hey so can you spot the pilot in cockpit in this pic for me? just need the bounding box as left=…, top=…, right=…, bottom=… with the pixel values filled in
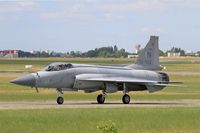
left=45, top=63, right=72, bottom=71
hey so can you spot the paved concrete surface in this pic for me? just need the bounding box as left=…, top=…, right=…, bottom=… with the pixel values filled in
left=0, top=100, right=200, bottom=109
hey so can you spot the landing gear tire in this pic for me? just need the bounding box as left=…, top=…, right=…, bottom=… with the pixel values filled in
left=97, top=94, right=105, bottom=104
left=57, top=96, right=64, bottom=105
left=122, top=94, right=130, bottom=104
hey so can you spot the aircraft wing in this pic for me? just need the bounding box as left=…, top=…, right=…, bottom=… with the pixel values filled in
left=75, top=74, right=175, bottom=85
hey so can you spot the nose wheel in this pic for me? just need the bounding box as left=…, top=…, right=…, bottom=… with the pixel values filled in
left=56, top=88, right=64, bottom=105
left=57, top=96, right=64, bottom=104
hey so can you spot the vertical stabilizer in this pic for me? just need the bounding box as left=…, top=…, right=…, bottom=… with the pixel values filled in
left=136, top=36, right=159, bottom=66
left=126, top=36, right=163, bottom=71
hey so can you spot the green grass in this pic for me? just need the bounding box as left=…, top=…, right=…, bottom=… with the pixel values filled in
left=162, top=64, right=200, bottom=72
left=0, top=107, right=200, bottom=133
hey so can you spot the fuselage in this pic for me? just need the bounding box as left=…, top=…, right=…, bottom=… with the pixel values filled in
left=11, top=63, right=169, bottom=93
left=34, top=66, right=164, bottom=91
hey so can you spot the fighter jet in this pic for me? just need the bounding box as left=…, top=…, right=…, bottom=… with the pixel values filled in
left=11, top=36, right=178, bottom=104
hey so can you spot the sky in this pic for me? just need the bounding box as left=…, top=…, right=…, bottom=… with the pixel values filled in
left=0, top=0, right=200, bottom=52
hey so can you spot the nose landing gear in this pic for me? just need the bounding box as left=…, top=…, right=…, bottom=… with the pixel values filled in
left=56, top=88, right=64, bottom=105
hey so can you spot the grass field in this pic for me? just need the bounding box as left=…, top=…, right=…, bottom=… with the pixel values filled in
left=0, top=107, right=200, bottom=133
left=1, top=107, right=200, bottom=133
left=0, top=57, right=200, bottom=133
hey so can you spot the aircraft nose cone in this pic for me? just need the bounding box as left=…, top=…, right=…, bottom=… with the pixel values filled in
left=10, top=74, right=35, bottom=86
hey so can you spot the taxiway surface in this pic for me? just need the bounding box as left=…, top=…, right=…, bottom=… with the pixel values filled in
left=0, top=100, right=199, bottom=109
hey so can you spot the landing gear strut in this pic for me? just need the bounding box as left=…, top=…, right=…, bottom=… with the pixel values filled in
left=56, top=88, right=64, bottom=105
left=122, top=83, right=130, bottom=104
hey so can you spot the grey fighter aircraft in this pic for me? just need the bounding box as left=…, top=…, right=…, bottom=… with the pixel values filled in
left=11, top=36, right=177, bottom=104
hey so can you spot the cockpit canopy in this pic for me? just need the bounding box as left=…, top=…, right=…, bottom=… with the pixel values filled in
left=44, top=62, right=73, bottom=71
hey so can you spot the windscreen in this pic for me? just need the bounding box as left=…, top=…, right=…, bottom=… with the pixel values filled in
left=45, top=63, right=72, bottom=71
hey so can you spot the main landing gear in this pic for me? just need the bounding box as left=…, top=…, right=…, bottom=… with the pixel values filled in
left=122, top=83, right=130, bottom=104
left=122, top=94, right=130, bottom=104
left=97, top=83, right=131, bottom=104
left=97, top=94, right=105, bottom=104
left=56, top=88, right=64, bottom=105
left=96, top=93, right=131, bottom=104
left=55, top=86, right=131, bottom=105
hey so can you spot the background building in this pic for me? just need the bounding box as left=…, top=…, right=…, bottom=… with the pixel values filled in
left=0, top=50, right=19, bottom=58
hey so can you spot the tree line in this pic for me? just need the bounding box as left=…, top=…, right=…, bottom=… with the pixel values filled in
left=70, top=45, right=129, bottom=58
left=18, top=46, right=199, bottom=58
